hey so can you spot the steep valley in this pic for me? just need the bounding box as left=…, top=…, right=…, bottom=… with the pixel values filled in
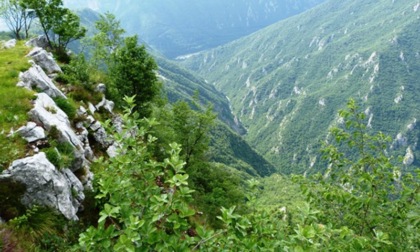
left=180, top=0, right=420, bottom=174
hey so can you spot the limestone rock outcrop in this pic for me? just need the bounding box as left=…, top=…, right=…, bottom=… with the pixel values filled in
left=2, top=39, right=16, bottom=49
left=95, top=83, right=106, bottom=93
left=403, top=147, right=415, bottom=166
left=29, top=93, right=89, bottom=171
left=3, top=40, right=116, bottom=220
left=17, top=63, right=66, bottom=99
left=0, top=153, right=84, bottom=220
left=25, top=35, right=49, bottom=49
left=96, top=96, right=115, bottom=114
left=15, top=121, right=46, bottom=143
left=27, top=47, right=62, bottom=74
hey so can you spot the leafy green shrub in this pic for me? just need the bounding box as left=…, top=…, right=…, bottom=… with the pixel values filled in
left=295, top=99, right=420, bottom=251
left=60, top=54, right=90, bottom=85
left=76, top=98, right=419, bottom=251
left=108, top=35, right=161, bottom=117
left=78, top=97, right=199, bottom=250
left=55, top=73, right=71, bottom=85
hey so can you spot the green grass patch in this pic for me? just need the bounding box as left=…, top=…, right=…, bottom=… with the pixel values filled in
left=0, top=42, right=34, bottom=169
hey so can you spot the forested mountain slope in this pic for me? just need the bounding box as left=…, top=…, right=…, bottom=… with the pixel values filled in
left=155, top=55, right=246, bottom=135
left=74, top=9, right=272, bottom=176
left=75, top=8, right=245, bottom=134
left=64, top=0, right=326, bottom=58
left=180, top=0, right=420, bottom=174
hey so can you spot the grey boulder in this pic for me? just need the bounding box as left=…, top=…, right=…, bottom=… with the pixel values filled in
left=3, top=39, right=16, bottom=49
left=0, top=153, right=84, bottom=220
left=29, top=93, right=89, bottom=171
left=17, top=63, right=66, bottom=99
left=27, top=47, right=62, bottom=74
left=96, top=96, right=115, bottom=114
left=95, top=83, right=106, bottom=93
left=25, top=35, right=49, bottom=49
left=16, top=121, right=46, bottom=143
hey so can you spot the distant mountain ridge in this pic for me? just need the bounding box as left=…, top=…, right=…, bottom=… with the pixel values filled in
left=64, top=0, right=326, bottom=58
left=179, top=0, right=420, bottom=174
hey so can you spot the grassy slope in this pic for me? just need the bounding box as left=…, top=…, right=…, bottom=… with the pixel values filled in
left=0, top=42, right=33, bottom=169
left=180, top=0, right=420, bottom=174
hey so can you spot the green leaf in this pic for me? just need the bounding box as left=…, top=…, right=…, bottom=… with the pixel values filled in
left=180, top=207, right=196, bottom=218
left=98, top=204, right=121, bottom=223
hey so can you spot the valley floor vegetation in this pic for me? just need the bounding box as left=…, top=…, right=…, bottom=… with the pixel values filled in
left=0, top=1, right=419, bottom=251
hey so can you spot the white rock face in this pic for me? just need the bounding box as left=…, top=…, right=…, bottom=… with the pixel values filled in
left=3, top=39, right=16, bottom=49
left=414, top=3, right=420, bottom=12
left=88, top=102, right=96, bottom=114
left=29, top=93, right=89, bottom=171
left=395, top=133, right=408, bottom=147
left=16, top=121, right=46, bottom=142
left=25, top=35, right=49, bottom=49
left=17, top=64, right=66, bottom=99
left=407, top=118, right=417, bottom=131
left=90, top=121, right=112, bottom=149
left=403, top=147, right=415, bottom=166
left=95, top=83, right=107, bottom=93
left=112, top=115, right=124, bottom=133
left=96, top=96, right=115, bottom=114
left=0, top=153, right=84, bottom=220
left=27, top=47, right=62, bottom=74
left=394, top=94, right=403, bottom=104
left=106, top=143, right=119, bottom=158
